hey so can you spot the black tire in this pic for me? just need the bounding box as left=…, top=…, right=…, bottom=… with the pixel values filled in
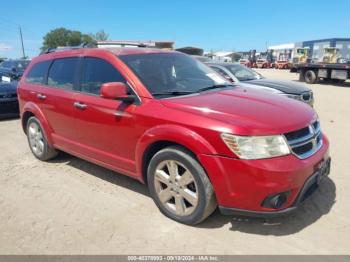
left=305, top=70, right=318, bottom=84
left=26, top=116, right=58, bottom=161
left=147, top=146, right=217, bottom=225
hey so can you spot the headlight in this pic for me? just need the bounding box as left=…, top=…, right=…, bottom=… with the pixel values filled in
left=221, top=133, right=290, bottom=159
left=281, top=93, right=301, bottom=101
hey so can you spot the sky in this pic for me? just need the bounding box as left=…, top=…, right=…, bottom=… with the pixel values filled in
left=1, top=0, right=350, bottom=58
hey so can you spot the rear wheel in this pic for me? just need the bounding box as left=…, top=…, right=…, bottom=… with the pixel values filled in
left=26, top=117, right=58, bottom=161
left=305, top=70, right=318, bottom=84
left=147, top=146, right=217, bottom=225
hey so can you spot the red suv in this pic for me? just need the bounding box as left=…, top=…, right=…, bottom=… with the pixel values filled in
left=18, top=47, right=330, bottom=224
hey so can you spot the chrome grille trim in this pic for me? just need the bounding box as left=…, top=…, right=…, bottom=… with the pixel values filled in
left=284, top=120, right=323, bottom=159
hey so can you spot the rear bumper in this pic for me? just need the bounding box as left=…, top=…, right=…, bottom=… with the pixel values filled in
left=198, top=135, right=330, bottom=216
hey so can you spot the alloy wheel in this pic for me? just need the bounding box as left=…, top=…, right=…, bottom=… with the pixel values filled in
left=154, top=160, right=199, bottom=216
left=28, top=121, right=44, bottom=156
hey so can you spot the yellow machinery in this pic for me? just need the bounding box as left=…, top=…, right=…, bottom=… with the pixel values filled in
left=293, top=47, right=310, bottom=64
left=320, top=47, right=339, bottom=63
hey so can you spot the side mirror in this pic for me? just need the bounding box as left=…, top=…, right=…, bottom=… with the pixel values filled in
left=100, top=82, right=135, bottom=103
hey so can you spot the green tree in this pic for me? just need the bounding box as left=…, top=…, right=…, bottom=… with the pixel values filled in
left=90, top=30, right=109, bottom=41
left=41, top=27, right=96, bottom=51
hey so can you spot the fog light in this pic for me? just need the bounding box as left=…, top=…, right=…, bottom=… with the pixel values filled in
left=262, top=192, right=290, bottom=209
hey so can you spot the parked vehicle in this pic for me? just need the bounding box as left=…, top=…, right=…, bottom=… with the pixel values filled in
left=320, top=47, right=341, bottom=64
left=239, top=50, right=256, bottom=68
left=276, top=59, right=292, bottom=69
left=0, top=59, right=30, bottom=81
left=256, top=58, right=271, bottom=69
left=256, top=51, right=274, bottom=69
left=293, top=47, right=311, bottom=64
left=295, top=62, right=350, bottom=84
left=0, top=59, right=30, bottom=118
left=207, top=62, right=314, bottom=106
left=18, top=47, right=330, bottom=224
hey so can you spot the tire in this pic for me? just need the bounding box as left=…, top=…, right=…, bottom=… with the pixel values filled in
left=26, top=116, right=58, bottom=161
left=147, top=146, right=217, bottom=225
left=304, top=70, right=318, bottom=84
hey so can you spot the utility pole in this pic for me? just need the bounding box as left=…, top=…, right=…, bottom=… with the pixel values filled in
left=19, top=27, right=26, bottom=59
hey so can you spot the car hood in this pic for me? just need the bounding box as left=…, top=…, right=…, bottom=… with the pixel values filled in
left=247, top=79, right=310, bottom=94
left=0, top=81, right=18, bottom=94
left=160, top=86, right=316, bottom=136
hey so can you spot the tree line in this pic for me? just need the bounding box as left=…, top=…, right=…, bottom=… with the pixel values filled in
left=41, top=28, right=109, bottom=51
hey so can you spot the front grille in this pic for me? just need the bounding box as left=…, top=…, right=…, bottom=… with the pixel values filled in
left=293, top=58, right=299, bottom=64
left=284, top=120, right=322, bottom=159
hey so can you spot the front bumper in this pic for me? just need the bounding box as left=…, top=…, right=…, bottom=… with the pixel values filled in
left=0, top=99, right=19, bottom=117
left=219, top=157, right=330, bottom=217
left=198, top=135, right=330, bottom=216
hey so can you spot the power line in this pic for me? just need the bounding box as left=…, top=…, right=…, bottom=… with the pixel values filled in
left=0, top=18, right=43, bottom=38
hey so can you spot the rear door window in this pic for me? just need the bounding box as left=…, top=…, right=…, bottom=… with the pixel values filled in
left=47, top=58, right=79, bottom=90
left=26, top=60, right=51, bottom=84
left=81, top=57, right=126, bottom=95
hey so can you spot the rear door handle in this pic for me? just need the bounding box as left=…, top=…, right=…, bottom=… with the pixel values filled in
left=74, top=101, right=87, bottom=110
left=37, top=93, right=46, bottom=100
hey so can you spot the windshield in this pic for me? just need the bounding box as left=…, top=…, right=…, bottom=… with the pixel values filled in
left=119, top=53, right=231, bottom=98
left=224, top=64, right=261, bottom=81
left=0, top=60, right=30, bottom=71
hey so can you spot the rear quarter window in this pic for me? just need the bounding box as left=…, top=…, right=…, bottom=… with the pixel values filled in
left=26, top=60, right=51, bottom=84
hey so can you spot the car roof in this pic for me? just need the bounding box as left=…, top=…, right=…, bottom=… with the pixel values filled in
left=32, top=47, right=179, bottom=64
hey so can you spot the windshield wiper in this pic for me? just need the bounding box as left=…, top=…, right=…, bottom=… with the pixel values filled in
left=196, top=84, right=233, bottom=93
left=152, top=90, right=196, bottom=97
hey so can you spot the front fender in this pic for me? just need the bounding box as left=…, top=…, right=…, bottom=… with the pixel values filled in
left=22, top=102, right=54, bottom=146
left=135, top=124, right=218, bottom=179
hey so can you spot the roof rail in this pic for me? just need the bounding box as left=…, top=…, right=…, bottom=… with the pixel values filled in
left=41, top=42, right=97, bottom=55
left=97, top=41, right=154, bottom=48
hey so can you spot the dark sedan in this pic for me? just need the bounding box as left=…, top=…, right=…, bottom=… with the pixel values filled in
left=207, top=62, right=314, bottom=106
left=0, top=60, right=30, bottom=118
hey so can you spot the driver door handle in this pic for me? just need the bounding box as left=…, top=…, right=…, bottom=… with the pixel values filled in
left=73, top=101, right=87, bottom=110
left=37, top=93, right=46, bottom=100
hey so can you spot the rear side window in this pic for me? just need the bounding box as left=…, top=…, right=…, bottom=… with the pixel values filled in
left=81, top=57, right=126, bottom=95
left=26, top=60, right=51, bottom=84
left=48, top=58, right=79, bottom=90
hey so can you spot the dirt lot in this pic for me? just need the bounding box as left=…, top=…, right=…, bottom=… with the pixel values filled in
left=0, top=69, right=349, bottom=254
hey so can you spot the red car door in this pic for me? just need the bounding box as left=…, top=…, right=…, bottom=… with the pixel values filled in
left=39, top=57, right=81, bottom=151
left=72, top=56, right=140, bottom=176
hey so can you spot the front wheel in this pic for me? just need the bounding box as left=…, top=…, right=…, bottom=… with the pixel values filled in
left=147, top=146, right=217, bottom=225
left=26, top=116, right=58, bottom=161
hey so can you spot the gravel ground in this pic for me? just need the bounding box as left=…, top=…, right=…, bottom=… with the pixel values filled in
left=0, top=69, right=349, bottom=254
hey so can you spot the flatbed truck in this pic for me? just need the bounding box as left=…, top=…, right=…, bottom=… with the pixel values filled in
left=294, top=62, right=350, bottom=84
